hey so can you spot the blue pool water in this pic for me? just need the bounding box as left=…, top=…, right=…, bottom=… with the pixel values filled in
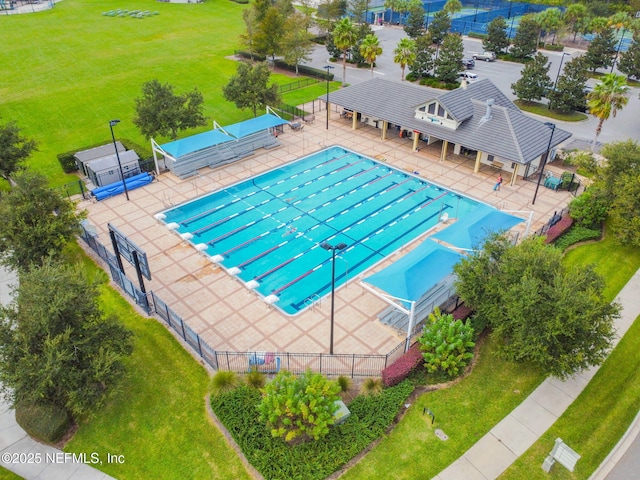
left=161, top=146, right=480, bottom=314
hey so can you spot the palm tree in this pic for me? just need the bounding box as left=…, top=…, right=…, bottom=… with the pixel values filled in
left=360, top=34, right=383, bottom=77
left=332, top=18, right=357, bottom=87
left=443, top=0, right=462, bottom=17
left=394, top=37, right=416, bottom=81
left=587, top=73, right=630, bottom=152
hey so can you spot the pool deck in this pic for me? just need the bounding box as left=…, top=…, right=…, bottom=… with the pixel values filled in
left=80, top=109, right=576, bottom=357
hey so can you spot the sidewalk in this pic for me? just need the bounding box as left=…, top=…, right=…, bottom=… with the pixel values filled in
left=434, top=266, right=640, bottom=480
left=0, top=266, right=115, bottom=480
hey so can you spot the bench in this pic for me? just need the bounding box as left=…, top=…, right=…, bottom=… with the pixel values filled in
left=490, top=160, right=504, bottom=170
left=542, top=438, right=581, bottom=473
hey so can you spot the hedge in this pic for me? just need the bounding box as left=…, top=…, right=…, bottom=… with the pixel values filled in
left=544, top=215, right=574, bottom=244
left=273, top=59, right=335, bottom=81
left=553, top=225, right=602, bottom=251
left=381, top=342, right=424, bottom=387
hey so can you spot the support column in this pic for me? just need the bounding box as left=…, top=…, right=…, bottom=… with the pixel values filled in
left=440, top=140, right=449, bottom=162
left=382, top=121, right=388, bottom=140
left=412, top=132, right=420, bottom=151
left=474, top=150, right=482, bottom=173
left=352, top=112, right=358, bottom=130
left=510, top=163, right=519, bottom=186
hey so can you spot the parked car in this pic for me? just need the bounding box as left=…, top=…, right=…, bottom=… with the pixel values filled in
left=462, top=58, right=475, bottom=69
left=471, top=51, right=496, bottom=62
left=459, top=71, right=478, bottom=82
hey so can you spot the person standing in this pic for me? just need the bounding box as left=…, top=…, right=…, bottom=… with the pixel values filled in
left=494, top=173, right=503, bottom=191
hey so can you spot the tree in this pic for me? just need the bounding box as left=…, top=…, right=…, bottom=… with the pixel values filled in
left=587, top=73, right=629, bottom=151
left=348, top=0, right=370, bottom=24
left=410, top=33, right=435, bottom=78
left=435, top=32, right=464, bottom=84
left=442, top=0, right=462, bottom=17
left=511, top=52, right=552, bottom=102
left=223, top=62, right=281, bottom=117
left=483, top=16, right=509, bottom=54
left=0, top=171, right=85, bottom=272
left=281, top=12, right=314, bottom=75
left=0, top=118, right=37, bottom=183
left=350, top=22, right=374, bottom=65
left=317, top=0, right=347, bottom=31
left=133, top=80, right=207, bottom=140
left=563, top=3, right=589, bottom=42
left=510, top=14, right=538, bottom=60
left=384, top=0, right=400, bottom=24
left=418, top=308, right=474, bottom=379
left=394, top=37, right=416, bottom=81
left=548, top=56, right=589, bottom=113
left=428, top=10, right=451, bottom=47
left=360, top=34, right=383, bottom=77
left=254, top=7, right=285, bottom=66
left=240, top=8, right=259, bottom=60
left=258, top=370, right=340, bottom=443
left=535, top=7, right=562, bottom=45
left=403, top=0, right=425, bottom=39
left=618, top=30, right=640, bottom=79
left=333, top=17, right=357, bottom=86
left=0, top=260, right=134, bottom=419
left=453, top=235, right=618, bottom=379
left=582, top=27, right=616, bottom=72
left=598, top=140, right=640, bottom=246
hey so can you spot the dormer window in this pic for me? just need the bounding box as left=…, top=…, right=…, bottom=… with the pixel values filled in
left=428, top=103, right=436, bottom=114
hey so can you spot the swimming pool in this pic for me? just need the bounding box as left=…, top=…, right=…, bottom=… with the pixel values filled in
left=160, top=146, right=480, bottom=314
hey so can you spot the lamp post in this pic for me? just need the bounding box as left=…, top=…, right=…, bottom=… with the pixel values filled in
left=109, top=119, right=129, bottom=201
left=321, top=241, right=347, bottom=355
left=532, top=122, right=556, bottom=205
left=324, top=65, right=334, bottom=130
left=549, top=52, right=570, bottom=109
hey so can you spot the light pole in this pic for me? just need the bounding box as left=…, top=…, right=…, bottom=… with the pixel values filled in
left=532, top=122, right=556, bottom=205
left=549, top=52, right=570, bottom=109
left=611, top=29, right=626, bottom=73
left=324, top=65, right=334, bottom=130
left=321, top=241, right=347, bottom=355
left=109, top=119, right=129, bottom=201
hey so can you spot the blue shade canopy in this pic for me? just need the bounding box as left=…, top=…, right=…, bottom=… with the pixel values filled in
left=223, top=114, right=289, bottom=139
left=431, top=203, right=524, bottom=250
left=363, top=240, right=462, bottom=303
left=161, top=129, right=233, bottom=158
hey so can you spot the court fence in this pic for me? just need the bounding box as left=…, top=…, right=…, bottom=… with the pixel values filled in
left=78, top=223, right=411, bottom=378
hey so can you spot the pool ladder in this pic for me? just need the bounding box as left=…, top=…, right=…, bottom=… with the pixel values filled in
left=304, top=294, right=322, bottom=310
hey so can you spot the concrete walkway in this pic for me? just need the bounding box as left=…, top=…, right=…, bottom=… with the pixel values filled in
left=0, top=266, right=115, bottom=480
left=434, top=267, right=640, bottom=480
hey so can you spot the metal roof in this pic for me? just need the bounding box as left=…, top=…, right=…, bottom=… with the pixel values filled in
left=74, top=141, right=125, bottom=163
left=325, top=78, right=571, bottom=165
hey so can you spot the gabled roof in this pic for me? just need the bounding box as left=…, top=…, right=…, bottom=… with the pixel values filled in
left=74, top=141, right=125, bottom=163
left=325, top=78, right=571, bottom=165
left=86, top=150, right=140, bottom=172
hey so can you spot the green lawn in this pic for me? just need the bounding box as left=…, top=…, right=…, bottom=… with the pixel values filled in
left=1, top=0, right=296, bottom=187
left=513, top=100, right=588, bottom=122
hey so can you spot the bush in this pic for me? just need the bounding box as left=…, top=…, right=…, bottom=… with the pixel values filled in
left=273, top=59, right=335, bottom=80
left=245, top=370, right=266, bottom=389
left=419, top=77, right=458, bottom=90
left=570, top=188, right=609, bottom=229
left=359, top=377, right=383, bottom=396
left=418, top=308, right=475, bottom=379
left=553, top=225, right=602, bottom=251
left=15, top=401, right=70, bottom=443
left=468, top=32, right=487, bottom=39
left=210, top=370, right=240, bottom=396
left=544, top=215, right=574, bottom=244
left=235, top=50, right=267, bottom=62
left=560, top=150, right=599, bottom=177
left=542, top=43, right=564, bottom=52
left=336, top=375, right=352, bottom=394
left=381, top=342, right=423, bottom=387
left=258, top=370, right=340, bottom=443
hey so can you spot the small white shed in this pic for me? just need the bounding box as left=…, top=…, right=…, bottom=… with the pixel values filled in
left=85, top=150, right=140, bottom=187
left=74, top=141, right=126, bottom=176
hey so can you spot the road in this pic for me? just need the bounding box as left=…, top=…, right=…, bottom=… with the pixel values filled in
left=304, top=26, right=640, bottom=151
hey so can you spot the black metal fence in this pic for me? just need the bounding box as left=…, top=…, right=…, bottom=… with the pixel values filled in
left=78, top=224, right=408, bottom=377
left=278, top=77, right=320, bottom=94
left=532, top=207, right=569, bottom=237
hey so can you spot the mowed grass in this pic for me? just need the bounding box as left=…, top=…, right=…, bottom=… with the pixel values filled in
left=63, top=248, right=251, bottom=480
left=1, top=0, right=296, bottom=186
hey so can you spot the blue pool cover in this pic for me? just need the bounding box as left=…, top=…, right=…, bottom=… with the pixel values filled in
left=363, top=240, right=462, bottom=303
left=431, top=203, right=524, bottom=250
left=92, top=172, right=153, bottom=201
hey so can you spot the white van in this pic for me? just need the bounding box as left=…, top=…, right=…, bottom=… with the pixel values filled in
left=459, top=71, right=478, bottom=82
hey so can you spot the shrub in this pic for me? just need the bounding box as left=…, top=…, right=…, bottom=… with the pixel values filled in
left=245, top=369, right=266, bottom=389
left=258, top=370, right=340, bottom=443
left=381, top=342, right=423, bottom=387
left=273, top=59, right=335, bottom=80
left=553, top=225, right=602, bottom=251
left=15, top=401, right=70, bottom=443
left=336, top=375, right=352, bottom=394
left=561, top=150, right=599, bottom=177
left=210, top=370, right=240, bottom=396
left=542, top=43, right=564, bottom=51
left=569, top=188, right=609, bottom=229
left=235, top=50, right=267, bottom=62
left=360, top=377, right=383, bottom=396
left=418, top=308, right=475, bottom=379
left=544, top=215, right=574, bottom=244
